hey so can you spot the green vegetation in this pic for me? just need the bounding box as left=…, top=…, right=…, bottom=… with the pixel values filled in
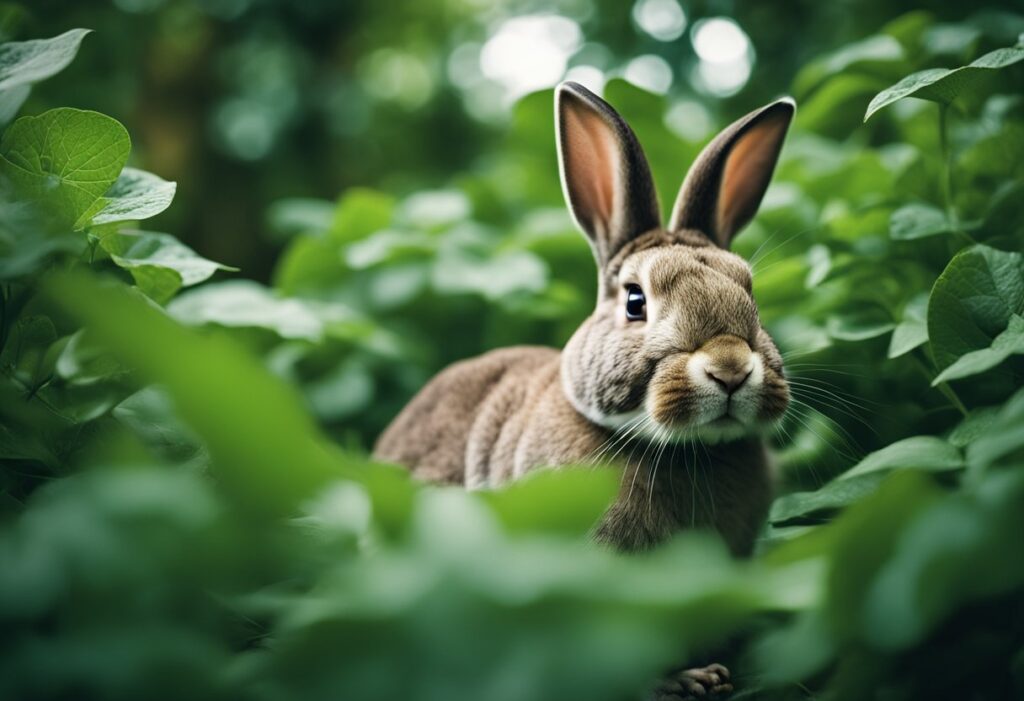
left=2, top=6, right=1024, bottom=701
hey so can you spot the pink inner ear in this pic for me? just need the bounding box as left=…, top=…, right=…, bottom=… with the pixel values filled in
left=564, top=106, right=618, bottom=234
left=716, top=112, right=789, bottom=239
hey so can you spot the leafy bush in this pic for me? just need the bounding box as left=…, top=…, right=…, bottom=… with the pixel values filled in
left=1, top=14, right=1024, bottom=701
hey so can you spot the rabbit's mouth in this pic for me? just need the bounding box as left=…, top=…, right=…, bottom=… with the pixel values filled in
left=643, top=344, right=789, bottom=439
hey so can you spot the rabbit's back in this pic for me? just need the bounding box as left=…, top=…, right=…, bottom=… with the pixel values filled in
left=373, top=346, right=561, bottom=485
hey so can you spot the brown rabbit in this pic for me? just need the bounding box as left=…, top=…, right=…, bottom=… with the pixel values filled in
left=375, top=81, right=794, bottom=699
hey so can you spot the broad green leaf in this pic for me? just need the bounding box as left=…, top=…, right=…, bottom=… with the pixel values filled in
left=44, top=269, right=412, bottom=522
left=91, top=168, right=177, bottom=226
left=932, top=314, right=1024, bottom=384
left=0, top=28, right=90, bottom=92
left=770, top=472, right=887, bottom=524
left=888, top=293, right=929, bottom=358
left=888, top=203, right=951, bottom=240
left=966, top=387, right=1024, bottom=470
left=865, top=43, right=1024, bottom=121
left=0, top=108, right=130, bottom=229
left=839, top=436, right=964, bottom=480
left=99, top=230, right=235, bottom=303
left=330, top=187, right=395, bottom=243
left=0, top=29, right=90, bottom=124
left=168, top=279, right=357, bottom=341
left=928, top=245, right=1024, bottom=372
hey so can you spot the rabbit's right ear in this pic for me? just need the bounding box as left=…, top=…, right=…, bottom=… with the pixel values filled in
left=556, top=82, right=660, bottom=267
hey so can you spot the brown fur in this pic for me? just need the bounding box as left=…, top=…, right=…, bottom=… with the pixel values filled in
left=374, top=83, right=795, bottom=556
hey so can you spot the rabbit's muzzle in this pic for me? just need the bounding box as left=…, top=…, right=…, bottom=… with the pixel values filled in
left=646, top=334, right=789, bottom=438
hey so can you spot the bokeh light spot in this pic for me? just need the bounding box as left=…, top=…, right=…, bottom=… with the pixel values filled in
left=632, top=0, right=687, bottom=42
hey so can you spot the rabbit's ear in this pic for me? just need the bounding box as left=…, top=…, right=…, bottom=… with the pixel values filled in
left=556, top=81, right=661, bottom=265
left=668, top=98, right=795, bottom=248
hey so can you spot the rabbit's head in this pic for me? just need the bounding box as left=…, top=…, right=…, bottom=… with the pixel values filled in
left=556, top=81, right=793, bottom=443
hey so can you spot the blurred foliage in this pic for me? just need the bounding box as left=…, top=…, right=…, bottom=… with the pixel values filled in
left=2, top=3, right=1024, bottom=701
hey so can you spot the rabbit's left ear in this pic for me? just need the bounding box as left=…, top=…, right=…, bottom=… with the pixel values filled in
left=669, top=98, right=795, bottom=248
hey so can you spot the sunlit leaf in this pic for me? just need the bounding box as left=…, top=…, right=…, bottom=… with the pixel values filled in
left=0, top=108, right=130, bottom=229
left=91, top=168, right=177, bottom=226
left=99, top=230, right=235, bottom=303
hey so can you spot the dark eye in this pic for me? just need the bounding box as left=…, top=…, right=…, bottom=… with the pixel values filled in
left=625, top=284, right=646, bottom=321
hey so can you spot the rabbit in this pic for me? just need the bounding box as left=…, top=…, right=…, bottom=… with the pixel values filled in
left=375, top=81, right=794, bottom=698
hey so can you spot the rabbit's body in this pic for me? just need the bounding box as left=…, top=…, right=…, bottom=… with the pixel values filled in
left=375, top=82, right=794, bottom=561
left=375, top=334, right=773, bottom=557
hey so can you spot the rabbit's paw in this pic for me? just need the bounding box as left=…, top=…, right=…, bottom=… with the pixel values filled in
left=650, top=663, right=732, bottom=701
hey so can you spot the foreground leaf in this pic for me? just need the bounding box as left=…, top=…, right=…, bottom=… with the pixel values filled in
left=0, top=29, right=90, bottom=123
left=0, top=108, right=130, bottom=229
left=99, top=230, right=235, bottom=303
left=865, top=42, right=1024, bottom=120
left=839, top=435, right=963, bottom=480
left=43, top=270, right=404, bottom=519
left=932, top=314, right=1024, bottom=384
left=91, top=168, right=177, bottom=226
left=0, top=28, right=90, bottom=92
left=928, top=245, right=1024, bottom=372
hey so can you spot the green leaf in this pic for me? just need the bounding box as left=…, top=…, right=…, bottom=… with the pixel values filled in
left=479, top=467, right=619, bottom=537
left=966, top=387, right=1024, bottom=470
left=42, top=270, right=396, bottom=520
left=0, top=108, right=130, bottom=229
left=91, top=168, right=177, bottom=226
left=888, top=203, right=951, bottom=240
left=865, top=43, right=1024, bottom=121
left=888, top=293, right=929, bottom=358
left=839, top=436, right=964, bottom=480
left=932, top=314, right=1024, bottom=384
left=99, top=230, right=235, bottom=304
left=168, top=279, right=358, bottom=341
left=771, top=437, right=964, bottom=524
left=330, top=187, right=395, bottom=243
left=0, top=29, right=90, bottom=124
left=770, top=473, right=887, bottom=524
left=928, top=245, right=1024, bottom=372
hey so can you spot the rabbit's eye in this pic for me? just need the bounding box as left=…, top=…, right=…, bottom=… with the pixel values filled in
left=625, top=284, right=646, bottom=321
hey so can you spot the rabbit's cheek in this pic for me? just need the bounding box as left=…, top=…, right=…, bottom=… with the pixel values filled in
left=645, top=353, right=702, bottom=426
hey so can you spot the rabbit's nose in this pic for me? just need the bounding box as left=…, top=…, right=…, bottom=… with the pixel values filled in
left=705, top=365, right=752, bottom=394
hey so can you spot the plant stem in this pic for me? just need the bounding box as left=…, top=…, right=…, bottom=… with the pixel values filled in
left=910, top=349, right=968, bottom=417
